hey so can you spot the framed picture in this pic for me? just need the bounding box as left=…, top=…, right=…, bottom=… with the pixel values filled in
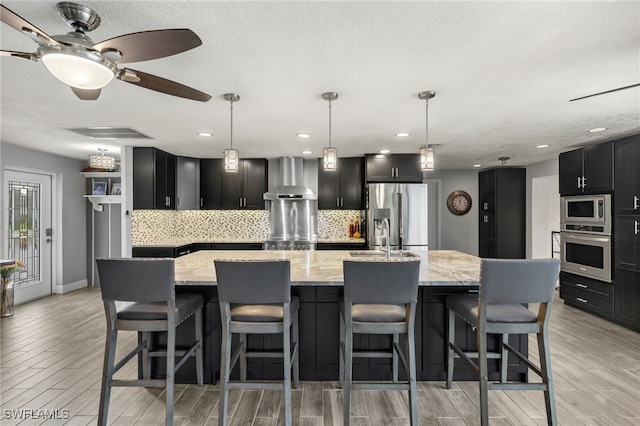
left=92, top=181, right=107, bottom=195
left=111, top=182, right=122, bottom=195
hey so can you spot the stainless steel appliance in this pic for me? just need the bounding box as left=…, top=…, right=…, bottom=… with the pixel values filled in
left=263, top=157, right=317, bottom=250
left=560, top=194, right=612, bottom=282
left=366, top=183, right=428, bottom=251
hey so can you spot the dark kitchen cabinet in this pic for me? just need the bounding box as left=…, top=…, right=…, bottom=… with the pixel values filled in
left=133, top=147, right=176, bottom=210
left=615, top=215, right=640, bottom=272
left=132, top=244, right=193, bottom=258
left=614, top=135, right=640, bottom=216
left=478, top=168, right=525, bottom=258
left=614, top=269, right=640, bottom=331
left=200, top=159, right=224, bottom=209
left=559, top=142, right=614, bottom=195
left=318, top=157, right=364, bottom=209
left=222, top=158, right=267, bottom=209
left=176, top=156, right=200, bottom=210
left=365, top=154, right=422, bottom=183
left=559, top=271, right=614, bottom=319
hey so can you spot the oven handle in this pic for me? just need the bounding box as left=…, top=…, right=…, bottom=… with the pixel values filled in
left=561, top=233, right=610, bottom=243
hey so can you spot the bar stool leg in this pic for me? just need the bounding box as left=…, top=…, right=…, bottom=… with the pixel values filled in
left=446, top=309, right=455, bottom=389
left=166, top=326, right=176, bottom=426
left=195, top=308, right=204, bottom=386
left=406, top=329, right=418, bottom=425
left=538, top=330, right=557, bottom=425
left=98, top=327, right=117, bottom=426
left=392, top=333, right=399, bottom=383
left=292, top=314, right=300, bottom=389
left=141, top=331, right=150, bottom=380
left=283, top=311, right=292, bottom=426
left=339, top=309, right=345, bottom=387
left=219, top=324, right=231, bottom=426
left=500, top=333, right=508, bottom=383
left=240, top=333, right=247, bottom=382
left=478, top=326, right=489, bottom=426
left=343, top=316, right=353, bottom=426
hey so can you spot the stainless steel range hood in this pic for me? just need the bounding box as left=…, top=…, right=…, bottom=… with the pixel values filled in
left=263, top=157, right=317, bottom=200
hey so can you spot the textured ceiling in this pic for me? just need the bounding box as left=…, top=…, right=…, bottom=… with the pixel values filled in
left=1, top=1, right=639, bottom=169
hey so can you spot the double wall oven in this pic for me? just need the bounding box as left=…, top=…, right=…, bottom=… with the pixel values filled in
left=560, top=194, right=612, bottom=282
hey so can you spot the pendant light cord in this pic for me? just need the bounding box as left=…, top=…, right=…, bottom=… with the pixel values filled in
left=229, top=100, right=234, bottom=150
left=328, top=99, right=332, bottom=149
left=425, top=97, right=429, bottom=148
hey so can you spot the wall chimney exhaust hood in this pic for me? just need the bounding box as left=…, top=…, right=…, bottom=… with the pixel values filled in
left=264, top=157, right=317, bottom=200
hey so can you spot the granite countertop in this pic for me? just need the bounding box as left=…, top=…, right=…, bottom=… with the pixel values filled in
left=174, top=249, right=480, bottom=287
left=133, top=237, right=366, bottom=248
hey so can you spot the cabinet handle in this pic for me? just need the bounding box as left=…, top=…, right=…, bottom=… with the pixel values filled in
left=635, top=220, right=639, bottom=235
left=576, top=297, right=588, bottom=304
left=483, top=202, right=488, bottom=211
left=200, top=198, right=203, bottom=207
left=165, top=196, right=170, bottom=206
left=239, top=198, right=243, bottom=207
left=576, top=283, right=587, bottom=289
left=337, top=198, right=340, bottom=207
left=577, top=177, right=581, bottom=189
left=582, top=176, right=587, bottom=188
left=341, top=197, right=344, bottom=207
left=243, top=198, right=247, bottom=207
left=483, top=214, right=489, bottom=223
left=177, top=196, right=180, bottom=207
left=634, top=195, right=639, bottom=210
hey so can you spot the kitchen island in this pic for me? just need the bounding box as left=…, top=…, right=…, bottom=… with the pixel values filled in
left=156, top=250, right=527, bottom=383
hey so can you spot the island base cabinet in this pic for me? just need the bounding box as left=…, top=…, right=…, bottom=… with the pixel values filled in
left=144, top=286, right=528, bottom=383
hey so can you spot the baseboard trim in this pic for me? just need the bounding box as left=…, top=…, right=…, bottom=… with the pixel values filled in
left=53, top=279, right=88, bottom=294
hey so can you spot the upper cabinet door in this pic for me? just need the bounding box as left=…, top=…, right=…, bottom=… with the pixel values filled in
left=339, top=157, right=365, bottom=209
left=393, top=154, right=423, bottom=183
left=365, top=154, right=395, bottom=182
left=176, top=157, right=200, bottom=210
left=221, top=162, right=244, bottom=209
left=583, top=142, right=614, bottom=194
left=242, top=159, right=268, bottom=209
left=133, top=147, right=176, bottom=210
left=200, top=159, right=223, bottom=209
left=615, top=136, right=640, bottom=215
left=318, top=159, right=341, bottom=209
left=559, top=149, right=584, bottom=195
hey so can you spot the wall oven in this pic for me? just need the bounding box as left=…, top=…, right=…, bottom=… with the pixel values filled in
left=560, top=232, right=611, bottom=282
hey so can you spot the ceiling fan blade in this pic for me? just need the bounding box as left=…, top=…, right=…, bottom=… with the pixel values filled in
left=0, top=4, right=59, bottom=46
left=117, top=68, right=211, bottom=102
left=93, top=29, right=202, bottom=64
left=569, top=83, right=640, bottom=102
left=71, top=87, right=101, bottom=101
left=1, top=50, right=37, bottom=61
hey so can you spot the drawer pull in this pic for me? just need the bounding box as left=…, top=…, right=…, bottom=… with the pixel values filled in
left=576, top=297, right=588, bottom=303
left=576, top=283, right=588, bottom=289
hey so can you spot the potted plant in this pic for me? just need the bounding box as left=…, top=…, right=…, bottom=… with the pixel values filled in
left=1, top=260, right=25, bottom=317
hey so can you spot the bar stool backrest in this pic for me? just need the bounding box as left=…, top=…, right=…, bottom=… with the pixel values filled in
left=215, top=260, right=291, bottom=304
left=96, top=258, right=175, bottom=303
left=479, top=258, right=560, bottom=305
left=343, top=259, right=420, bottom=304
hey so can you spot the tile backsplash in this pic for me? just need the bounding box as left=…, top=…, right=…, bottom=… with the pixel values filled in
left=131, top=209, right=364, bottom=244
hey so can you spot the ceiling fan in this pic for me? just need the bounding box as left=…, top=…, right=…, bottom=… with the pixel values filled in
left=569, top=83, right=640, bottom=102
left=0, top=2, right=211, bottom=102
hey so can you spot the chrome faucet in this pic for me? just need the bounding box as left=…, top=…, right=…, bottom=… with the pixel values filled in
left=381, top=218, right=391, bottom=259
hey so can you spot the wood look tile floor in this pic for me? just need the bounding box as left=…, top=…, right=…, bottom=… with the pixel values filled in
left=1, top=287, right=639, bottom=425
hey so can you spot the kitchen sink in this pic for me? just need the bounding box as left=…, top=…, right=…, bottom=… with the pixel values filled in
left=349, top=250, right=419, bottom=258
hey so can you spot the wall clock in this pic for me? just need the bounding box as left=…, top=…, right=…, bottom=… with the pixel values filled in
left=447, top=190, right=472, bottom=215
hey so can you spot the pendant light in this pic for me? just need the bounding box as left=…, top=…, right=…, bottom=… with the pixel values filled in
left=223, top=93, right=240, bottom=172
left=88, top=148, right=116, bottom=170
left=418, top=91, right=436, bottom=171
left=322, top=92, right=339, bottom=171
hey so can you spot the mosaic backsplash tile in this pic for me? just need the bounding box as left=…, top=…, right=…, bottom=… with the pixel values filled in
left=131, top=209, right=364, bottom=245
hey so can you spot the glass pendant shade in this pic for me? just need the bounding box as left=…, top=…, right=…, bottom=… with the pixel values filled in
left=224, top=148, right=239, bottom=172
left=323, top=147, right=338, bottom=171
left=88, top=150, right=116, bottom=169
left=420, top=145, right=435, bottom=171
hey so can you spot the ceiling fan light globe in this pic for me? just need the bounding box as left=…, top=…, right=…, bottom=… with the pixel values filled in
left=41, top=51, right=116, bottom=90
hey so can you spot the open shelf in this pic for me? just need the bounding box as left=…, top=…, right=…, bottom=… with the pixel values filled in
left=81, top=171, right=121, bottom=178
left=83, top=195, right=122, bottom=211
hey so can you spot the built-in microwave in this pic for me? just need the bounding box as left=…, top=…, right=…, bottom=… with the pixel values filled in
left=561, top=194, right=611, bottom=234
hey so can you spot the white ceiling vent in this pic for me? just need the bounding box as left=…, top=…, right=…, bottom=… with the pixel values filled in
left=66, top=127, right=152, bottom=140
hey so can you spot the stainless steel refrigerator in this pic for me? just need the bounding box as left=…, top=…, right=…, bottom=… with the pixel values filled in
left=367, top=183, right=428, bottom=250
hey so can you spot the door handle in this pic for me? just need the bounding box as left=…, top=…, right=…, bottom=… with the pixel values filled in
left=46, top=238, right=52, bottom=243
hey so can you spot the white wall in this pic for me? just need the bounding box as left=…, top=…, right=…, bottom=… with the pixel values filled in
left=526, top=158, right=560, bottom=259
left=1, top=142, right=87, bottom=291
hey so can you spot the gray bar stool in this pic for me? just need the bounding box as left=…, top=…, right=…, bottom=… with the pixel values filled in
left=95, top=258, right=204, bottom=426
left=214, top=260, right=299, bottom=426
left=341, top=259, right=421, bottom=426
left=445, top=258, right=561, bottom=426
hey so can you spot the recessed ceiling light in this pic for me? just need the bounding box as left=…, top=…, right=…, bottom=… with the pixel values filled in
left=297, top=133, right=311, bottom=139
left=473, top=164, right=482, bottom=168
left=395, top=132, right=410, bottom=137
left=197, top=132, right=213, bottom=137
left=302, top=150, right=312, bottom=155
left=588, top=127, right=607, bottom=133
left=536, top=144, right=549, bottom=149
left=380, top=149, right=390, bottom=154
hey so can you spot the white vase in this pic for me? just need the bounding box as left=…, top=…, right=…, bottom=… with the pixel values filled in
left=1, top=277, right=14, bottom=317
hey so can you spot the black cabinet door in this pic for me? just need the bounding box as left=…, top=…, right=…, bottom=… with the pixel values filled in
left=583, top=142, right=614, bottom=194
left=615, top=136, right=640, bottom=215
left=200, top=159, right=223, bottom=209
left=133, top=147, right=176, bottom=210
left=221, top=162, right=244, bottom=209
left=318, top=160, right=340, bottom=209
left=559, top=149, right=583, bottom=195
left=365, top=154, right=395, bottom=182
left=393, top=154, right=422, bottom=183
left=154, top=150, right=176, bottom=210
left=176, top=157, right=199, bottom=210
left=615, top=268, right=640, bottom=330
left=242, top=159, right=267, bottom=209
left=339, top=157, right=364, bottom=209
left=615, top=215, right=640, bottom=272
